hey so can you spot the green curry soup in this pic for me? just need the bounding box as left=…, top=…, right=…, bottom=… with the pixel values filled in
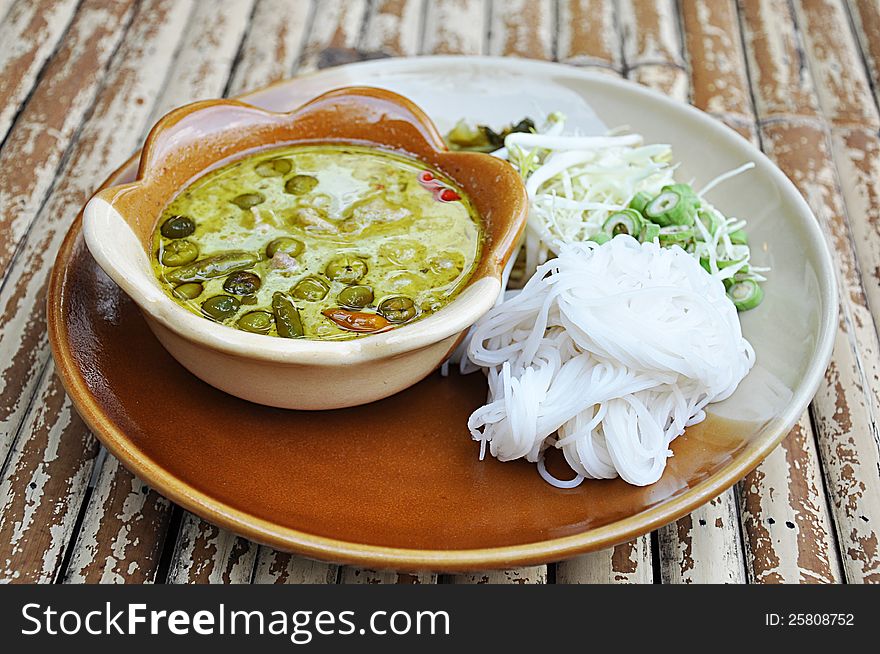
left=151, top=145, right=483, bottom=340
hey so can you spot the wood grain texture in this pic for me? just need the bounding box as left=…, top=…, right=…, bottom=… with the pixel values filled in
left=339, top=568, right=438, bottom=584
left=362, top=0, right=425, bottom=56
left=680, top=0, right=755, bottom=133
left=166, top=513, right=258, bottom=584
left=227, top=0, right=313, bottom=95
left=846, top=0, right=880, bottom=110
left=148, top=0, right=256, bottom=123
left=0, top=0, right=81, bottom=146
left=556, top=540, right=654, bottom=584
left=739, top=416, right=842, bottom=583
left=298, top=0, right=371, bottom=73
left=252, top=548, right=339, bottom=584
left=445, top=567, right=547, bottom=584
left=0, top=366, right=96, bottom=582
left=487, top=0, right=553, bottom=59
left=0, top=0, right=139, bottom=470
left=618, top=0, right=686, bottom=97
left=421, top=0, right=486, bottom=54
left=0, top=0, right=136, bottom=280
left=557, top=0, right=621, bottom=71
left=739, top=0, right=880, bottom=584
left=62, top=455, right=173, bottom=583
left=658, top=493, right=746, bottom=584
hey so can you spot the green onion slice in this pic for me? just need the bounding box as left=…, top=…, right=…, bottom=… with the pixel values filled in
left=645, top=184, right=699, bottom=226
left=602, top=209, right=643, bottom=237
left=727, top=279, right=764, bottom=311
left=695, top=210, right=719, bottom=240
left=588, top=232, right=612, bottom=245
left=640, top=222, right=660, bottom=243
left=658, top=225, right=694, bottom=245
left=628, top=191, right=652, bottom=214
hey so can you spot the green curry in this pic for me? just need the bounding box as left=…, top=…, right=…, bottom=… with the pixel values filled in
left=151, top=145, right=482, bottom=339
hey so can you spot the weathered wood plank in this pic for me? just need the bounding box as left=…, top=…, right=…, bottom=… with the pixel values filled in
left=252, top=548, right=339, bottom=584
left=63, top=456, right=173, bottom=583
left=297, top=0, right=371, bottom=73
left=848, top=0, right=880, bottom=110
left=227, top=0, right=313, bottom=95
left=487, top=0, right=553, bottom=59
left=680, top=0, right=755, bottom=133
left=362, top=0, right=425, bottom=56
left=739, top=0, right=880, bottom=583
left=738, top=0, right=820, bottom=119
left=739, top=416, right=842, bottom=583
left=166, top=513, right=258, bottom=584
left=556, top=540, right=654, bottom=584
left=618, top=0, right=686, bottom=97
left=0, top=0, right=81, bottom=146
left=0, top=0, right=140, bottom=465
left=658, top=493, right=746, bottom=584
left=794, top=0, right=878, bottom=130
left=0, top=0, right=139, bottom=278
left=0, top=366, right=97, bottom=582
left=557, top=0, right=621, bottom=72
left=445, top=567, right=547, bottom=584
left=148, top=0, right=256, bottom=123
left=421, top=0, right=486, bottom=55
left=339, top=568, right=437, bottom=584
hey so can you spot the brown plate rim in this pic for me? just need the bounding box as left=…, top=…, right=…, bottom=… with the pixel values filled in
left=47, top=57, right=837, bottom=571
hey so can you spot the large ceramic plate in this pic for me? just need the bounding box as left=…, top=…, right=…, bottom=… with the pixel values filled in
left=48, top=57, right=836, bottom=571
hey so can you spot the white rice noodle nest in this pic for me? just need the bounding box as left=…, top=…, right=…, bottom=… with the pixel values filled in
left=466, top=236, right=755, bottom=487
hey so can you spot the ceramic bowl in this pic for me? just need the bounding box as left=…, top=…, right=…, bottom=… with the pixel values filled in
left=82, top=87, right=527, bottom=409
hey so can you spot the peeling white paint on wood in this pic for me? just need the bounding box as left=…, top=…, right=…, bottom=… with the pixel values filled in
left=227, top=0, right=313, bottom=95
left=339, top=567, right=437, bottom=584
left=362, top=0, right=425, bottom=56
left=0, top=0, right=81, bottom=145
left=297, top=0, right=371, bottom=73
left=421, top=0, right=485, bottom=55
left=487, top=0, right=553, bottom=59
left=447, top=566, right=547, bottom=584
left=556, top=540, right=654, bottom=584
left=252, top=547, right=339, bottom=584
left=167, top=513, right=258, bottom=584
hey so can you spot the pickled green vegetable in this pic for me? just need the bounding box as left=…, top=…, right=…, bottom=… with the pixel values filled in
left=161, top=215, right=195, bottom=239
left=202, top=295, right=240, bottom=321
left=160, top=240, right=199, bottom=267
left=238, top=310, right=274, bottom=334
left=272, top=292, right=304, bottom=338
left=292, top=276, right=330, bottom=302
left=338, top=285, right=373, bottom=309
left=165, top=251, right=259, bottom=284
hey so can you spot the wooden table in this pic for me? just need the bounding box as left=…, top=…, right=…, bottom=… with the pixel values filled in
left=1, top=0, right=878, bottom=585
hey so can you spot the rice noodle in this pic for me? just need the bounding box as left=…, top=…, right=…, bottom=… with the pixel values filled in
left=466, top=236, right=754, bottom=487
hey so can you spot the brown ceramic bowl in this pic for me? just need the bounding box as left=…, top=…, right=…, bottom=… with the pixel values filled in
left=82, top=87, right=527, bottom=409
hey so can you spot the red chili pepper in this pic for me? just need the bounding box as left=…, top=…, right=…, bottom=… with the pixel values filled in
left=418, top=171, right=434, bottom=183
left=437, top=188, right=461, bottom=202
left=322, top=308, right=391, bottom=332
